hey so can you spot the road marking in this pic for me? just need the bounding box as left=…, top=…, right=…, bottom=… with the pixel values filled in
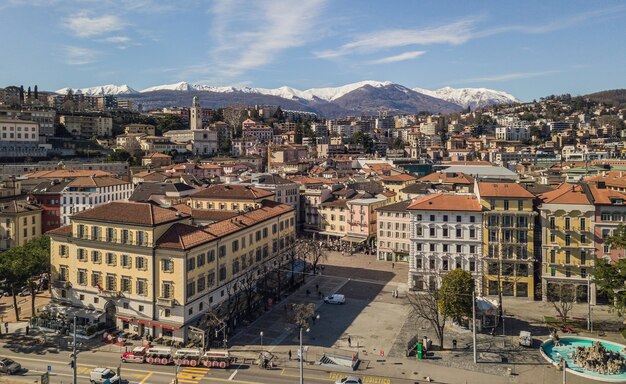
left=176, top=366, right=209, bottom=384
left=228, top=369, right=238, bottom=380
left=329, top=372, right=392, bottom=384
left=139, top=371, right=153, bottom=384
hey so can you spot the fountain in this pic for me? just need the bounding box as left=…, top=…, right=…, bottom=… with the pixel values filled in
left=572, top=341, right=626, bottom=375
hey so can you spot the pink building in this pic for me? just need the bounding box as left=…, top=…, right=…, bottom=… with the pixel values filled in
left=345, top=196, right=388, bottom=245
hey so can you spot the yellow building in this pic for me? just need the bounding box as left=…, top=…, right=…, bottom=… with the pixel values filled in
left=319, top=199, right=349, bottom=239
left=380, top=174, right=418, bottom=202
left=0, top=200, right=42, bottom=251
left=538, top=184, right=596, bottom=304
left=49, top=200, right=295, bottom=342
left=188, top=184, right=275, bottom=211
left=476, top=181, right=536, bottom=299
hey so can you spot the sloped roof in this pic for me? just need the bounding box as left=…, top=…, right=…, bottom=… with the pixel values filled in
left=588, top=185, right=626, bottom=205
left=538, top=184, right=593, bottom=205
left=381, top=173, right=419, bottom=182
left=72, top=201, right=186, bottom=225
left=478, top=182, right=535, bottom=198
left=26, top=169, right=112, bottom=179
left=67, top=176, right=130, bottom=188
left=156, top=223, right=216, bottom=250
left=408, top=193, right=483, bottom=212
left=419, top=171, right=474, bottom=185
left=0, top=200, right=42, bottom=214
left=192, top=184, right=274, bottom=200
left=376, top=199, right=413, bottom=212
left=129, top=182, right=196, bottom=202
left=30, top=180, right=71, bottom=194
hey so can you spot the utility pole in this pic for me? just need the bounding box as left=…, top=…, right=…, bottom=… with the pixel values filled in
left=299, top=326, right=304, bottom=384
left=72, top=316, right=77, bottom=384
left=472, top=290, right=477, bottom=364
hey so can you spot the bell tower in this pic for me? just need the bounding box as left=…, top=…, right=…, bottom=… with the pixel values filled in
left=190, top=96, right=202, bottom=130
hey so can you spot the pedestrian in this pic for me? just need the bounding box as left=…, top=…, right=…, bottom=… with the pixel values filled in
left=316, top=284, right=319, bottom=291
left=348, top=336, right=352, bottom=347
left=25, top=325, right=29, bottom=335
left=392, top=262, right=395, bottom=269
left=4, top=322, right=7, bottom=334
left=288, top=350, right=292, bottom=361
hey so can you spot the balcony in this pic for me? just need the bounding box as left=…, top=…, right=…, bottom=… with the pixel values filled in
left=157, top=297, right=175, bottom=308
left=52, top=280, right=71, bottom=289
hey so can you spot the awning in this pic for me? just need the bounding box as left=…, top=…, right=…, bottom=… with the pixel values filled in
left=341, top=235, right=368, bottom=243
left=117, top=316, right=179, bottom=330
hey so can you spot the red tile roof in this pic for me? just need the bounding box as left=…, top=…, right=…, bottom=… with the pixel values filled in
left=72, top=201, right=187, bottom=226
left=408, top=193, right=483, bottom=212
left=67, top=176, right=129, bottom=188
left=419, top=171, right=474, bottom=184
left=538, top=184, right=593, bottom=205
left=478, top=182, right=535, bottom=198
left=381, top=174, right=419, bottom=182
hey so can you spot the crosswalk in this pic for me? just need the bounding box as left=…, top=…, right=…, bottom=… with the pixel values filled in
left=176, top=366, right=209, bottom=384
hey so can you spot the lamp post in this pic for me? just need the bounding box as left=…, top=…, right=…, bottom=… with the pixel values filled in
left=299, top=326, right=306, bottom=384
left=260, top=331, right=264, bottom=348
left=587, top=274, right=592, bottom=332
left=472, top=290, right=477, bottom=364
left=72, top=316, right=77, bottom=384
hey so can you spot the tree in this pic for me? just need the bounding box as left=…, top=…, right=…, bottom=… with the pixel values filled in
left=594, top=258, right=626, bottom=316
left=223, top=107, right=248, bottom=138
left=34, top=85, right=38, bottom=100
left=295, top=239, right=326, bottom=275
left=291, top=303, right=315, bottom=328
left=390, top=137, right=405, bottom=150
left=606, top=225, right=626, bottom=258
left=407, top=288, right=447, bottom=349
left=545, top=282, right=578, bottom=324
left=438, top=269, right=474, bottom=324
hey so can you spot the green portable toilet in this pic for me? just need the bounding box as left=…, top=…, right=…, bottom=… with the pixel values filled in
left=417, top=342, right=423, bottom=360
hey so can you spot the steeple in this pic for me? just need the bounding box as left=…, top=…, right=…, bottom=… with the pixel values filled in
left=190, top=96, right=202, bottom=130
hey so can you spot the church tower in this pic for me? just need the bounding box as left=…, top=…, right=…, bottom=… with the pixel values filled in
left=190, top=96, right=202, bottom=130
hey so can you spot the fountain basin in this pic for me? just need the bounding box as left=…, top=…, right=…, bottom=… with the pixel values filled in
left=541, top=336, right=626, bottom=382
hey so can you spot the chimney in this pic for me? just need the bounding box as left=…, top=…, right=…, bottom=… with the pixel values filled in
left=598, top=181, right=606, bottom=189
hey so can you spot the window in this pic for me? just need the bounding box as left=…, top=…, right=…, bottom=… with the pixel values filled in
left=580, top=217, right=586, bottom=231
left=442, top=259, right=449, bottom=270
left=232, top=260, right=240, bottom=275
left=470, top=216, right=476, bottom=223
left=429, top=228, right=435, bottom=237
left=504, top=200, right=509, bottom=210
left=76, top=269, right=86, bottom=285
left=186, top=280, right=195, bottom=299
left=549, top=217, right=555, bottom=230
left=443, top=244, right=449, bottom=252
left=456, top=215, right=462, bottom=223
left=164, top=309, right=171, bottom=317
left=429, top=244, right=435, bottom=252
left=121, top=276, right=131, bottom=293
left=219, top=245, right=226, bottom=258
left=550, top=232, right=555, bottom=243
left=415, top=258, right=422, bottom=269
left=429, top=259, right=435, bottom=269
left=565, top=267, right=571, bottom=278
left=581, top=268, right=587, bottom=278
left=581, top=251, right=587, bottom=265
left=565, top=251, right=571, bottom=264
left=77, top=248, right=87, bottom=261
left=219, top=265, right=227, bottom=281
left=137, top=231, right=146, bottom=245
left=162, top=259, right=173, bottom=272
left=469, top=229, right=476, bottom=239
left=59, top=245, right=68, bottom=258
left=518, top=200, right=523, bottom=211
left=263, top=228, right=268, bottom=238
left=456, top=228, right=462, bottom=238
left=565, top=218, right=571, bottom=230
left=91, top=226, right=100, bottom=240
left=232, top=240, right=239, bottom=252
left=106, top=252, right=116, bottom=266
left=121, top=229, right=129, bottom=244
left=470, top=261, right=476, bottom=272
left=442, top=228, right=449, bottom=237
left=469, top=245, right=476, bottom=253
left=197, top=275, right=206, bottom=292
left=443, top=215, right=448, bottom=222
left=456, top=244, right=462, bottom=253
left=135, top=257, right=146, bottom=270
left=565, top=234, right=571, bottom=246
left=197, top=253, right=206, bottom=267
left=91, top=272, right=101, bottom=287
left=106, top=228, right=115, bottom=242
left=105, top=274, right=116, bottom=291
left=581, top=234, right=586, bottom=244
left=208, top=250, right=215, bottom=263
left=256, top=230, right=261, bottom=241
left=187, top=257, right=196, bottom=271
left=208, top=271, right=215, bottom=287
left=91, top=251, right=101, bottom=264
left=121, top=254, right=131, bottom=268
left=430, top=215, right=435, bottom=221
left=161, top=282, right=173, bottom=298
left=136, top=279, right=147, bottom=296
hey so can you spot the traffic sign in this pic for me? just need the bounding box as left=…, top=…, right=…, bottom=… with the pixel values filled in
left=47, top=365, right=52, bottom=372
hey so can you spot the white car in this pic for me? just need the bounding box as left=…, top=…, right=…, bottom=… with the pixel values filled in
left=89, top=367, right=119, bottom=384
left=324, top=294, right=346, bottom=304
left=335, top=377, right=362, bottom=384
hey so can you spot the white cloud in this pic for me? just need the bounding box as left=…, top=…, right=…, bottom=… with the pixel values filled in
left=102, top=36, right=130, bottom=43
left=369, top=50, right=426, bottom=64
left=317, top=18, right=476, bottom=59
left=64, top=46, right=99, bottom=65
left=188, top=0, right=326, bottom=80
left=64, top=11, right=125, bottom=38
left=460, top=70, right=560, bottom=83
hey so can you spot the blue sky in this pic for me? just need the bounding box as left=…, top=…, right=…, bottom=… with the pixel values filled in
left=1, top=0, right=625, bottom=101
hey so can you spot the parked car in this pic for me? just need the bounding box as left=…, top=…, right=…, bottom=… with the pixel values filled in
left=324, top=294, right=346, bottom=304
left=17, top=289, right=31, bottom=297
left=335, top=377, right=362, bottom=384
left=89, top=367, right=119, bottom=384
left=0, top=358, right=21, bottom=375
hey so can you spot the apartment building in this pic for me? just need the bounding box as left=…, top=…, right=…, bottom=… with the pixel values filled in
left=476, top=181, right=536, bottom=299
left=319, top=199, right=349, bottom=239
left=538, top=184, right=597, bottom=303
left=29, top=180, right=71, bottom=233
left=60, top=176, right=134, bottom=225
left=0, top=200, right=42, bottom=251
left=376, top=200, right=412, bottom=262
left=589, top=182, right=626, bottom=264
left=188, top=184, right=275, bottom=211
left=49, top=200, right=296, bottom=341
left=59, top=115, right=113, bottom=138
left=380, top=174, right=418, bottom=202
left=407, top=194, right=483, bottom=292
left=346, top=196, right=387, bottom=245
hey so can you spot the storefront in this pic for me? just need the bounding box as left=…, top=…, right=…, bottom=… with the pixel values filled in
left=116, top=316, right=180, bottom=340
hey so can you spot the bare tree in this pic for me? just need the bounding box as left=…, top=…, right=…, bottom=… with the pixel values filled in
left=239, top=266, right=260, bottom=320
left=223, top=106, right=248, bottom=138
left=545, top=282, right=578, bottom=325
left=407, top=288, right=446, bottom=350
left=297, top=239, right=327, bottom=275
left=291, top=303, right=315, bottom=328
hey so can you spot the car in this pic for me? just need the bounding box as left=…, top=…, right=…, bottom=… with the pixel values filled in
left=324, top=294, right=346, bottom=304
left=335, top=376, right=362, bottom=384
left=89, top=367, right=120, bottom=384
left=17, top=289, right=31, bottom=297
left=0, top=358, right=21, bottom=375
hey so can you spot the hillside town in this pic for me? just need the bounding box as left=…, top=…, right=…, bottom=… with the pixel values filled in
left=1, top=81, right=626, bottom=383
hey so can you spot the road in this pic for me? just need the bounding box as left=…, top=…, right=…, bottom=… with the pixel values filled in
left=0, top=349, right=417, bottom=384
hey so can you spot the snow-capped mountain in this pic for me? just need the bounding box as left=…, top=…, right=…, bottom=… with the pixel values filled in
left=413, top=86, right=519, bottom=110
left=55, top=84, right=138, bottom=96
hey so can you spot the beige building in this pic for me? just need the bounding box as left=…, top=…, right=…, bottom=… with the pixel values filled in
left=0, top=200, right=42, bottom=251
left=376, top=200, right=412, bottom=262
left=188, top=184, right=275, bottom=211
left=49, top=200, right=296, bottom=342
left=0, top=118, right=39, bottom=142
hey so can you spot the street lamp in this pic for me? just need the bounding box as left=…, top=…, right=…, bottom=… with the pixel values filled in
left=260, top=331, right=264, bottom=348
left=299, top=314, right=320, bottom=384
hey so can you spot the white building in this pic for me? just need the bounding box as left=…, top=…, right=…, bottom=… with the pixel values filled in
left=408, top=193, right=484, bottom=292
left=0, top=118, right=39, bottom=142
left=495, top=126, right=530, bottom=141
left=163, top=129, right=218, bottom=156
left=61, top=176, right=134, bottom=225
left=376, top=200, right=412, bottom=262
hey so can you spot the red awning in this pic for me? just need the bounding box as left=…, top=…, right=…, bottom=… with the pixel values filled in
left=116, top=316, right=178, bottom=330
